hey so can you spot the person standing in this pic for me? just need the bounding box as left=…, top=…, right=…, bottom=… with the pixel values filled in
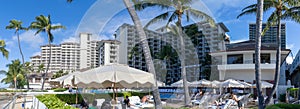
left=123, top=96, right=130, bottom=108
left=230, top=92, right=243, bottom=109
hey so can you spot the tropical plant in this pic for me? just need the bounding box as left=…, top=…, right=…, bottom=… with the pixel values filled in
left=123, top=0, right=163, bottom=108
left=0, top=40, right=9, bottom=60
left=29, top=15, right=65, bottom=90
left=5, top=20, right=30, bottom=89
left=53, top=70, right=69, bottom=78
left=237, top=0, right=300, bottom=107
left=1, top=60, right=26, bottom=89
left=137, top=0, right=214, bottom=105
left=37, top=64, right=45, bottom=74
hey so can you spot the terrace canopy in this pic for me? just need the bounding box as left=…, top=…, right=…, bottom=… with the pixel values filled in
left=50, top=71, right=81, bottom=87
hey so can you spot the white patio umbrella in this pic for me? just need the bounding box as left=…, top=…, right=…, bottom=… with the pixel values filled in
left=74, top=64, right=155, bottom=89
left=237, top=81, right=252, bottom=88
left=50, top=71, right=81, bottom=86
left=252, top=81, right=273, bottom=88
left=211, top=80, right=221, bottom=88
left=190, top=79, right=211, bottom=87
left=221, top=79, right=246, bottom=88
left=74, top=64, right=156, bottom=103
left=170, top=79, right=191, bottom=87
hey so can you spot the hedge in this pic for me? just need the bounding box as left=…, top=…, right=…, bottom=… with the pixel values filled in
left=266, top=104, right=300, bottom=109
left=53, top=88, right=68, bottom=92
left=36, top=94, right=78, bottom=109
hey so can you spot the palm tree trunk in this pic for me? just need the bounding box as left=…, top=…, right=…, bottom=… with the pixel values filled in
left=123, top=0, right=162, bottom=108
left=14, top=77, right=17, bottom=90
left=265, top=10, right=282, bottom=106
left=176, top=17, right=190, bottom=106
left=41, top=36, right=51, bottom=90
left=255, top=0, right=264, bottom=108
left=17, top=32, right=30, bottom=90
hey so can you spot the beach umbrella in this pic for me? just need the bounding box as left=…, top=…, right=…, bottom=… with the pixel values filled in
left=74, top=64, right=155, bottom=102
left=252, top=81, right=273, bottom=88
left=190, top=79, right=211, bottom=87
left=50, top=71, right=81, bottom=86
left=221, top=79, right=245, bottom=88
left=170, top=79, right=191, bottom=87
left=211, top=80, right=221, bottom=88
left=74, top=64, right=155, bottom=89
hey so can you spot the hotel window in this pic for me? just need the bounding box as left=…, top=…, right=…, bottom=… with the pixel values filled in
left=227, top=54, right=243, bottom=64
left=253, top=53, right=271, bottom=64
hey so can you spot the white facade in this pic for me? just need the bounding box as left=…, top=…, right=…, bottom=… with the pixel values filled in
left=211, top=42, right=290, bottom=83
left=60, top=42, right=80, bottom=72
left=40, top=45, right=61, bottom=73
left=30, top=33, right=99, bottom=73
left=98, top=40, right=121, bottom=65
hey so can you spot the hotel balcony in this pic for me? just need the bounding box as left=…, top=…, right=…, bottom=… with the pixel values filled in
left=218, top=64, right=275, bottom=70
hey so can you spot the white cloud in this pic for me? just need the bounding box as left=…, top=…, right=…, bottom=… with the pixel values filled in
left=286, top=44, right=294, bottom=49
left=32, top=52, right=41, bottom=56
left=286, top=56, right=293, bottom=64
left=12, top=30, right=44, bottom=49
left=230, top=38, right=248, bottom=44
left=61, top=36, right=79, bottom=43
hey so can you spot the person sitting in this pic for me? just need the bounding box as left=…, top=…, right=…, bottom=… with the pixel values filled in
left=230, top=92, right=243, bottom=109
left=123, top=96, right=130, bottom=107
left=141, top=95, right=149, bottom=104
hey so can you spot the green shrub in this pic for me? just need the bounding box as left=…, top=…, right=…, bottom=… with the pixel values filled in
left=36, top=94, right=78, bottom=109
left=287, top=88, right=299, bottom=98
left=55, top=94, right=84, bottom=104
left=54, top=88, right=67, bottom=92
left=279, top=94, right=286, bottom=102
left=266, top=104, right=300, bottom=109
left=122, top=92, right=132, bottom=98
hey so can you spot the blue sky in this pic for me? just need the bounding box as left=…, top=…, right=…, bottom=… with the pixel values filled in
left=0, top=0, right=299, bottom=71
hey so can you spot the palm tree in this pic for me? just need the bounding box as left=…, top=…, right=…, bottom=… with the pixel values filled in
left=237, top=0, right=300, bottom=107
left=0, top=40, right=9, bottom=60
left=29, top=15, right=65, bottom=90
left=123, top=0, right=163, bottom=108
left=6, top=19, right=30, bottom=89
left=1, top=60, right=24, bottom=89
left=140, top=0, right=214, bottom=105
left=37, top=64, right=45, bottom=74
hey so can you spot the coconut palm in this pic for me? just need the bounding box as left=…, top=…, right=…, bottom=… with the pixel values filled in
left=1, top=60, right=24, bottom=89
left=123, top=0, right=163, bottom=108
left=138, top=0, right=214, bottom=105
left=237, top=0, right=300, bottom=107
left=0, top=40, right=9, bottom=60
left=6, top=19, right=30, bottom=89
left=29, top=15, right=65, bottom=90
left=37, top=64, right=45, bottom=74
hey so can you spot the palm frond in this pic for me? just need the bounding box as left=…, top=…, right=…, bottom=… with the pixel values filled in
left=51, top=25, right=66, bottom=30
left=262, top=12, right=278, bottom=36
left=281, top=6, right=300, bottom=23
left=166, top=12, right=178, bottom=27
left=237, top=7, right=257, bottom=18
left=189, top=8, right=215, bottom=24
left=144, top=11, right=173, bottom=28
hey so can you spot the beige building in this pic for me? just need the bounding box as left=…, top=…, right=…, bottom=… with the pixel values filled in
left=210, top=41, right=290, bottom=83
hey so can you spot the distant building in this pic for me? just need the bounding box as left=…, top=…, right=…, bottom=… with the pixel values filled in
left=289, top=50, right=300, bottom=87
left=79, top=33, right=100, bottom=69
left=249, top=23, right=286, bottom=48
left=210, top=40, right=290, bottom=82
left=30, top=33, right=99, bottom=73
left=97, top=40, right=121, bottom=65
left=116, top=22, right=229, bottom=84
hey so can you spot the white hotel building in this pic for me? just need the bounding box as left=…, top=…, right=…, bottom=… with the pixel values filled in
left=30, top=33, right=99, bottom=73
left=210, top=41, right=290, bottom=83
